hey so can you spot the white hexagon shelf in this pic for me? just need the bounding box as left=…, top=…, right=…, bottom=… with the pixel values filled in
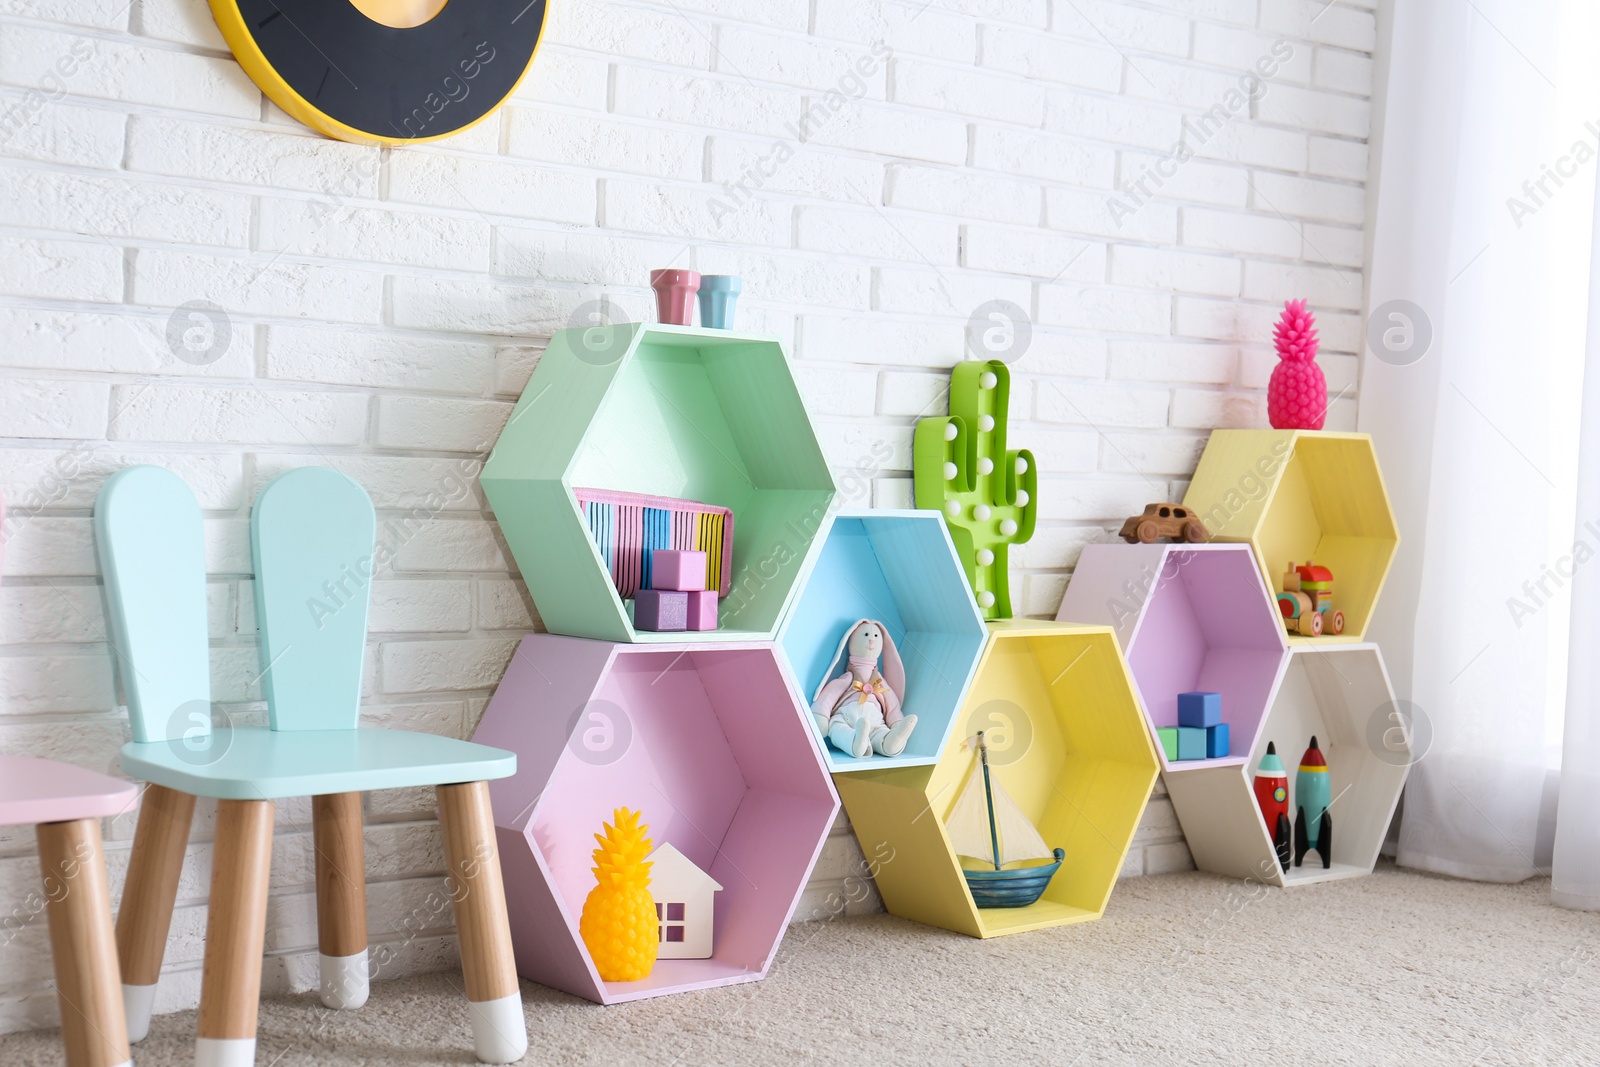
left=1164, top=643, right=1411, bottom=887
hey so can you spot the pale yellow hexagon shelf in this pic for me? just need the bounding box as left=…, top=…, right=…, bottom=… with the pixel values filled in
left=833, top=620, right=1159, bottom=938
left=1181, top=430, right=1399, bottom=645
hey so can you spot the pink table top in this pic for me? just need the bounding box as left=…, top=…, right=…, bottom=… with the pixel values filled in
left=0, top=755, right=139, bottom=826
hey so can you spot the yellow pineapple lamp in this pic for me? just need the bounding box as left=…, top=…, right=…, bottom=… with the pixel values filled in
left=579, top=808, right=657, bottom=983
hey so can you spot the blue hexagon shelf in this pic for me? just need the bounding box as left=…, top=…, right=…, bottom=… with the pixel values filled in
left=778, top=509, right=987, bottom=773
left=481, top=324, right=836, bottom=642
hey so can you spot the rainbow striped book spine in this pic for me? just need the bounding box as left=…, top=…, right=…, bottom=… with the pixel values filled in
left=574, top=488, right=734, bottom=599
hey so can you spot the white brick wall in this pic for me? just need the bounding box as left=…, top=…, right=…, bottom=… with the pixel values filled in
left=0, top=0, right=1376, bottom=1033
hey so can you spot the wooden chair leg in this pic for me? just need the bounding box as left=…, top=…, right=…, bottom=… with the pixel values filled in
left=38, top=817, right=131, bottom=1067
left=437, top=781, right=526, bottom=1065
left=114, top=783, right=195, bottom=1043
left=312, top=791, right=368, bottom=1009
left=196, top=799, right=273, bottom=1067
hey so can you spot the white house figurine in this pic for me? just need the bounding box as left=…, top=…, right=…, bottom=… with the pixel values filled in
left=647, top=843, right=722, bottom=959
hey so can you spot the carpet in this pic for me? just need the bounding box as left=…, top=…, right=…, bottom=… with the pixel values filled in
left=6, top=861, right=1600, bottom=1065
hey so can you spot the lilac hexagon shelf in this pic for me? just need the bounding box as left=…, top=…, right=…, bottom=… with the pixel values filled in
left=777, top=509, right=987, bottom=773
left=471, top=634, right=838, bottom=1004
left=1056, top=543, right=1290, bottom=773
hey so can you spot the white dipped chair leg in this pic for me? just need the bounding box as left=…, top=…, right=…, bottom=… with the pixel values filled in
left=313, top=792, right=369, bottom=1010
left=437, top=782, right=527, bottom=1065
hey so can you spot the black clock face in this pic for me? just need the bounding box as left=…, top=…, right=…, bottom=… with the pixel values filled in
left=212, top=0, right=547, bottom=144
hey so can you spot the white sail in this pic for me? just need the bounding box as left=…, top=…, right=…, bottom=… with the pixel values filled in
left=946, top=760, right=1054, bottom=867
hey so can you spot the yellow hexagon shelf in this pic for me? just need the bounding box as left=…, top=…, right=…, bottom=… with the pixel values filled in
left=1181, top=430, right=1399, bottom=645
left=833, top=620, right=1159, bottom=938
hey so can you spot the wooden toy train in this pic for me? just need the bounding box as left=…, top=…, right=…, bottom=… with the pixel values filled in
left=1277, top=560, right=1344, bottom=636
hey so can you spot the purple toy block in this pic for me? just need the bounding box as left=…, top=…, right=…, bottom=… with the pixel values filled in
left=1206, top=722, right=1229, bottom=758
left=652, top=549, right=708, bottom=592
left=470, top=635, right=839, bottom=1004
left=1178, top=690, right=1222, bottom=728
left=686, top=589, right=718, bottom=631
left=635, top=589, right=689, bottom=631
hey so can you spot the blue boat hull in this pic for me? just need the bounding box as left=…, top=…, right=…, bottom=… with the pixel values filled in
left=962, top=848, right=1065, bottom=908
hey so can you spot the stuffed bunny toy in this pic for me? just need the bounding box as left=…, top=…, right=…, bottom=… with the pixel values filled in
left=811, top=619, right=917, bottom=759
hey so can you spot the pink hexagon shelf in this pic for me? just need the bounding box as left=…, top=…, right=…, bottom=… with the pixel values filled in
left=1056, top=543, right=1290, bottom=773
left=471, top=634, right=838, bottom=1004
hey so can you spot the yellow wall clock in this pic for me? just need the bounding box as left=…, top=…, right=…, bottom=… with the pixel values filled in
left=207, top=0, right=548, bottom=146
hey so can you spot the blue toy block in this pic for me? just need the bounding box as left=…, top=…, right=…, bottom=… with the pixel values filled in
left=1206, top=723, right=1230, bottom=758
left=1178, top=691, right=1222, bottom=729
left=1176, top=727, right=1207, bottom=761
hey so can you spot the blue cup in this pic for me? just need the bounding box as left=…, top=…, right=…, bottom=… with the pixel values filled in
left=696, top=275, right=742, bottom=330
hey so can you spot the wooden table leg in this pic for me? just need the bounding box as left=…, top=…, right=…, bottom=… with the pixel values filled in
left=114, top=783, right=194, bottom=1043
left=437, top=781, right=526, bottom=1065
left=38, top=817, right=131, bottom=1067
left=195, top=799, right=273, bottom=1067
left=313, top=791, right=368, bottom=1009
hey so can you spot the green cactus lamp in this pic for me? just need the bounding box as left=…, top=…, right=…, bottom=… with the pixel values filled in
left=914, top=360, right=1037, bottom=619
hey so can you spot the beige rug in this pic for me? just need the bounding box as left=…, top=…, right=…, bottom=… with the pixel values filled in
left=6, top=862, right=1600, bottom=1066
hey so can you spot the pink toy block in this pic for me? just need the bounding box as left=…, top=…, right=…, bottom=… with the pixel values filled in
left=686, top=589, right=718, bottom=631
left=652, top=549, right=708, bottom=592
left=635, top=589, right=688, bottom=631
left=470, top=635, right=839, bottom=1004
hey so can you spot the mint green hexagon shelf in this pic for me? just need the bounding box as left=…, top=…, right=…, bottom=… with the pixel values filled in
left=482, top=324, right=836, bottom=643
left=777, top=509, right=988, bottom=773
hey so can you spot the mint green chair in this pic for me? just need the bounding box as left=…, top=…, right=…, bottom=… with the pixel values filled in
left=97, top=466, right=526, bottom=1067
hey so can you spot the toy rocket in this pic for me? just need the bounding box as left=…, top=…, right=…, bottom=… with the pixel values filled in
left=1293, top=736, right=1332, bottom=869
left=1253, top=742, right=1291, bottom=871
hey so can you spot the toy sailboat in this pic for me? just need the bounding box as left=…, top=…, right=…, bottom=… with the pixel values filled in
left=945, top=732, right=1064, bottom=908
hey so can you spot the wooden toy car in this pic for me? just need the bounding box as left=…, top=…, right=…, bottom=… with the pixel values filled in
left=1118, top=503, right=1209, bottom=544
left=1278, top=561, right=1344, bottom=636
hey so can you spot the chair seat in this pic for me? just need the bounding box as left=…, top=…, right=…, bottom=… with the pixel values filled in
left=0, top=755, right=139, bottom=826
left=120, top=727, right=517, bottom=801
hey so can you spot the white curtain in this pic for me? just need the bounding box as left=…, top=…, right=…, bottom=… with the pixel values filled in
left=1362, top=0, right=1599, bottom=887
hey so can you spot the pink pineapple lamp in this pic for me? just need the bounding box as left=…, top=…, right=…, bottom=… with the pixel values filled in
left=1268, top=299, right=1326, bottom=430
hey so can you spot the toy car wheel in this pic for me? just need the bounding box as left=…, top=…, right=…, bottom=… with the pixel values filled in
left=1136, top=520, right=1160, bottom=544
left=1329, top=610, right=1345, bottom=635
left=1181, top=519, right=1207, bottom=543
left=1299, top=612, right=1322, bottom=637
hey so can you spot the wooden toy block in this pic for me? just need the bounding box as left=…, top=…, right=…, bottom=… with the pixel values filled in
left=1178, top=691, right=1222, bottom=729
left=1206, top=723, right=1230, bottom=758
left=1176, top=727, right=1206, bottom=761
left=1156, top=727, right=1179, bottom=762
left=651, top=549, right=709, bottom=592
left=634, top=589, right=688, bottom=632
left=685, top=590, right=718, bottom=631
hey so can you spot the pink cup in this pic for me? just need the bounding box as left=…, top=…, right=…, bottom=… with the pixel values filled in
left=650, top=269, right=701, bottom=326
